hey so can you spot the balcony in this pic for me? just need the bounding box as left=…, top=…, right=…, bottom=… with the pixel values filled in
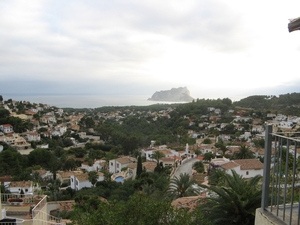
left=0, top=193, right=65, bottom=225
left=255, top=125, right=300, bottom=225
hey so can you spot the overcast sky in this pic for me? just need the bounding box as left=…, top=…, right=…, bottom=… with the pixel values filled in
left=1, top=0, right=300, bottom=101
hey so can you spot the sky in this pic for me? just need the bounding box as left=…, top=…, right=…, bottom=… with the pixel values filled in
left=1, top=0, right=300, bottom=102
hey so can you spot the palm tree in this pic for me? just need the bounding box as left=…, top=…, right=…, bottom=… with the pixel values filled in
left=151, top=150, right=165, bottom=163
left=200, top=170, right=262, bottom=225
left=168, top=173, right=199, bottom=199
left=208, top=168, right=227, bottom=186
left=232, top=145, right=254, bottom=159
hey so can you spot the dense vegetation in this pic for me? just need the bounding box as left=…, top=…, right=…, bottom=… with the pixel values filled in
left=233, top=93, right=300, bottom=115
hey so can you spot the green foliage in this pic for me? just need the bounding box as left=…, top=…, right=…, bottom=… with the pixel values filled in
left=193, top=161, right=205, bottom=173
left=70, top=193, right=195, bottom=225
left=151, top=151, right=165, bottom=162
left=27, top=148, right=53, bottom=168
left=168, top=173, right=199, bottom=199
left=252, top=139, right=265, bottom=148
left=88, top=171, right=99, bottom=187
left=0, top=115, right=32, bottom=133
left=0, top=148, right=26, bottom=176
left=0, top=108, right=9, bottom=118
left=136, top=155, right=143, bottom=179
left=203, top=138, right=212, bottom=144
left=201, top=170, right=262, bottom=225
left=233, top=93, right=300, bottom=115
left=63, top=137, right=74, bottom=147
left=231, top=145, right=254, bottom=160
left=208, top=168, right=227, bottom=186
left=203, top=152, right=214, bottom=162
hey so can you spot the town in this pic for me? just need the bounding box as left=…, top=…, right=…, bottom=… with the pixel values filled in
left=0, top=94, right=300, bottom=224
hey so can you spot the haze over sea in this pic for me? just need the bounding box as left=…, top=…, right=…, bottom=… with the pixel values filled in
left=4, top=94, right=185, bottom=108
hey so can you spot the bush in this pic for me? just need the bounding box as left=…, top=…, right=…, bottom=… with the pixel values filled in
left=193, top=161, right=204, bottom=173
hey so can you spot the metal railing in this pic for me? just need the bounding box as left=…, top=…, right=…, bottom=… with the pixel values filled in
left=1, top=193, right=35, bottom=205
left=1, top=193, right=64, bottom=225
left=261, top=125, right=300, bottom=225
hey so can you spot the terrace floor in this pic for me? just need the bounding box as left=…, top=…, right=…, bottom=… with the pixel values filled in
left=268, top=204, right=299, bottom=225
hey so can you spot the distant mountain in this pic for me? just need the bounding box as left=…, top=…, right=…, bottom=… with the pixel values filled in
left=148, top=87, right=194, bottom=102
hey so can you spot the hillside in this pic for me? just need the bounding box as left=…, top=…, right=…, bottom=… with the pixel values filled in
left=233, top=92, right=300, bottom=115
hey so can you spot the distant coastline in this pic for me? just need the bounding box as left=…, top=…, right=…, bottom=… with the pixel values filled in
left=2, top=94, right=179, bottom=108
left=2, top=93, right=245, bottom=108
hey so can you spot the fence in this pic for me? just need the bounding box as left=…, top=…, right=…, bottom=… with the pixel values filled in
left=261, top=125, right=300, bottom=225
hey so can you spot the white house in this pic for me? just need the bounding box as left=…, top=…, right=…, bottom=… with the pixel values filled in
left=210, top=157, right=230, bottom=167
left=26, top=132, right=41, bottom=142
left=0, top=124, right=13, bottom=134
left=32, top=169, right=53, bottom=180
left=7, top=180, right=34, bottom=195
left=70, top=172, right=104, bottom=191
left=220, top=159, right=264, bottom=178
left=198, top=144, right=215, bottom=155
left=41, top=116, right=57, bottom=124
left=126, top=161, right=159, bottom=180
left=278, top=121, right=293, bottom=129
left=252, top=125, right=264, bottom=133
left=81, top=159, right=106, bottom=172
left=141, top=148, right=179, bottom=162
left=239, top=132, right=251, bottom=141
left=109, top=156, right=137, bottom=174
left=160, top=157, right=176, bottom=167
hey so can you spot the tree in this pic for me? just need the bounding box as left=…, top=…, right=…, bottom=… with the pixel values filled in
left=203, top=138, right=212, bottom=144
left=203, top=152, right=214, bottom=162
left=168, top=173, right=199, bottom=199
left=136, top=155, right=143, bottom=179
left=215, top=140, right=227, bottom=155
left=27, top=148, right=53, bottom=168
left=0, top=109, right=9, bottom=120
left=151, top=150, right=165, bottom=163
left=193, top=161, right=205, bottom=173
left=63, top=158, right=77, bottom=171
left=201, top=170, right=262, bottom=225
left=88, top=171, right=99, bottom=187
left=208, top=168, right=227, bottom=186
left=231, top=145, right=254, bottom=160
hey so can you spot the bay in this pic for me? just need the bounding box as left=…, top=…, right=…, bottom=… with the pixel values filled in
left=3, top=94, right=182, bottom=108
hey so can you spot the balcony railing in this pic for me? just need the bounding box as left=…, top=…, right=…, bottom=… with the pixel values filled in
left=261, top=125, right=300, bottom=225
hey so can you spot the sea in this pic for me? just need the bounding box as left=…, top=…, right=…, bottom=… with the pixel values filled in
left=3, top=94, right=183, bottom=108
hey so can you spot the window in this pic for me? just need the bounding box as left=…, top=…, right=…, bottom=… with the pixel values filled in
left=111, top=162, right=113, bottom=166
left=117, top=164, right=119, bottom=168
left=246, top=171, right=249, bottom=175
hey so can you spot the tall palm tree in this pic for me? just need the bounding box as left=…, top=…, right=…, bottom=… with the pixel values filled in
left=200, top=170, right=262, bottom=225
left=232, top=145, right=254, bottom=159
left=168, top=173, right=199, bottom=199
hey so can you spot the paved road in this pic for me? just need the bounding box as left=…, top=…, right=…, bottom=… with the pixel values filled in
left=173, top=158, right=197, bottom=178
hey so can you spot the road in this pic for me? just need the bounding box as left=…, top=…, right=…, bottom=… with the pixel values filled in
left=173, top=158, right=198, bottom=178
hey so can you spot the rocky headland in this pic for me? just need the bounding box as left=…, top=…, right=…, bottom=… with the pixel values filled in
left=148, top=87, right=194, bottom=102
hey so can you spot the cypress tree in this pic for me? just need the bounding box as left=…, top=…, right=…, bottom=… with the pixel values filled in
left=136, top=156, right=142, bottom=179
